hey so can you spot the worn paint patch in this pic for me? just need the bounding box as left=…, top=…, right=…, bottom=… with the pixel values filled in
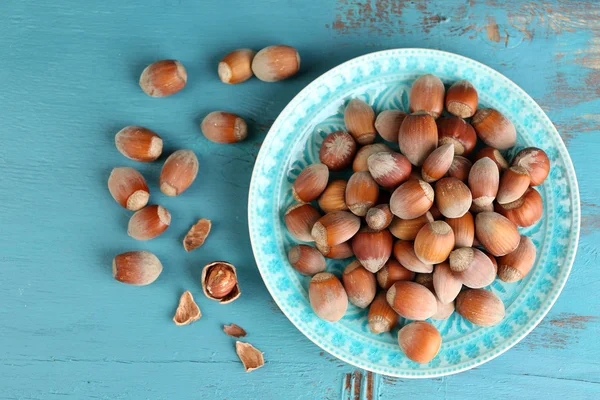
left=580, top=201, right=600, bottom=235
left=554, top=114, right=600, bottom=146
left=340, top=370, right=377, bottom=399
left=522, top=312, right=598, bottom=350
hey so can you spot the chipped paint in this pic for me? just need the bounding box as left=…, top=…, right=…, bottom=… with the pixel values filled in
left=486, top=17, right=501, bottom=42
left=554, top=114, right=600, bottom=146
left=522, top=312, right=598, bottom=350
left=365, top=371, right=375, bottom=400
left=580, top=201, right=600, bottom=235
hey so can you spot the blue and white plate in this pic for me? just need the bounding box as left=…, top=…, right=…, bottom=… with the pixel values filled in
left=248, top=49, right=580, bottom=377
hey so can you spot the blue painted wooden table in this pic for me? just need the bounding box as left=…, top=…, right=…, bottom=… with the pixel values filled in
left=1, top=1, right=599, bottom=398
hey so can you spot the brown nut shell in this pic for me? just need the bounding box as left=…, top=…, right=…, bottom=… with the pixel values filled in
left=236, top=341, right=264, bottom=372
left=173, top=291, right=202, bottom=326
left=344, top=99, right=376, bottom=145
left=311, top=211, right=361, bottom=247
left=368, top=292, right=399, bottom=334
left=386, top=281, right=437, bottom=320
left=436, top=116, right=477, bottom=156
left=393, top=240, right=433, bottom=273
left=115, top=126, right=163, bottom=162
left=202, top=262, right=241, bottom=304
left=475, top=212, right=520, bottom=257
left=422, top=143, right=454, bottom=183
left=368, top=151, right=412, bottom=188
left=366, top=204, right=394, bottom=231
left=345, top=171, right=379, bottom=216
left=435, top=177, right=472, bottom=218
left=450, top=247, right=496, bottom=288
left=414, top=221, right=455, bottom=264
left=390, top=180, right=434, bottom=219
left=183, top=219, right=212, bottom=252
left=319, top=131, right=357, bottom=170
left=468, top=157, right=499, bottom=207
left=497, top=166, right=531, bottom=205
left=388, top=213, right=434, bottom=241
left=409, top=74, right=445, bottom=118
left=160, top=149, right=199, bottom=196
left=318, top=180, right=348, bottom=213
left=445, top=80, right=478, bottom=118
left=376, top=258, right=415, bottom=289
left=448, top=156, right=472, bottom=182
left=353, top=143, right=393, bottom=172
left=512, top=147, right=550, bottom=186
left=352, top=228, right=393, bottom=273
left=495, top=188, right=543, bottom=227
left=433, top=262, right=462, bottom=304
left=474, top=147, right=509, bottom=172
left=316, top=240, right=354, bottom=259
left=399, top=111, right=438, bottom=166
left=108, top=167, right=150, bottom=211
left=139, top=60, right=187, bottom=97
left=128, top=205, right=171, bottom=240
left=251, top=45, right=300, bottom=82
left=288, top=245, right=327, bottom=276
left=471, top=108, right=516, bottom=149
left=284, top=203, right=321, bottom=242
left=342, top=261, right=377, bottom=308
left=292, top=163, right=329, bottom=202
left=398, top=321, right=442, bottom=364
left=497, top=236, right=537, bottom=282
left=456, top=289, right=505, bottom=326
left=218, top=48, right=256, bottom=84
left=432, top=299, right=455, bottom=320
left=309, top=272, right=348, bottom=322
left=112, top=250, right=163, bottom=286
left=201, top=111, right=248, bottom=144
left=375, top=110, right=407, bottom=142
left=445, top=212, right=474, bottom=248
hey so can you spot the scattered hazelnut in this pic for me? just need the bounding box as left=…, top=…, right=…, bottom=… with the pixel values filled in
left=252, top=45, right=300, bottom=82
left=139, top=60, right=187, bottom=97
left=201, top=262, right=241, bottom=304
left=108, top=167, right=150, bottom=211
left=112, top=250, right=162, bottom=286
left=218, top=49, right=256, bottom=84
left=160, top=149, right=199, bottom=196
left=128, top=205, right=171, bottom=240
left=201, top=111, right=248, bottom=144
left=115, top=126, right=163, bottom=162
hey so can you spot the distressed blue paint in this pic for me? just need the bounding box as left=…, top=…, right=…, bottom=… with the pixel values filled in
left=0, top=0, right=599, bottom=399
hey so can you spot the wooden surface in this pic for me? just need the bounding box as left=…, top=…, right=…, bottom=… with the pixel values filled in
left=1, top=0, right=598, bottom=398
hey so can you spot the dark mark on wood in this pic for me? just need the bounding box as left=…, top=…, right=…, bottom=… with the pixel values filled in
left=522, top=312, right=598, bottom=350
left=352, top=370, right=362, bottom=400
left=365, top=371, right=374, bottom=400
left=344, top=372, right=351, bottom=391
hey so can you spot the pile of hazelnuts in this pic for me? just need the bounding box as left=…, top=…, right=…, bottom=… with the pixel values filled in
left=284, top=74, right=550, bottom=364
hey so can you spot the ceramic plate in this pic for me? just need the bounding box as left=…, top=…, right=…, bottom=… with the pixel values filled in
left=248, top=49, right=580, bottom=377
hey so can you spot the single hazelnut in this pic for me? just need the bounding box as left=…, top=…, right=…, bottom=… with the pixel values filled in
left=201, top=262, right=241, bottom=304
left=127, top=205, right=171, bottom=240
left=292, top=163, right=329, bottom=202
left=351, top=228, right=393, bottom=273
left=201, top=111, right=248, bottom=144
left=409, top=74, right=445, bottom=118
left=399, top=111, right=438, bottom=166
left=218, top=49, right=256, bottom=84
left=445, top=80, right=478, bottom=118
left=115, top=126, right=163, bottom=162
left=112, top=250, right=163, bottom=286
left=251, top=45, right=300, bottom=82
left=139, top=60, right=187, bottom=97
left=344, top=99, right=377, bottom=145
left=319, top=131, right=357, bottom=170
left=108, top=167, right=150, bottom=211
left=160, top=150, right=199, bottom=196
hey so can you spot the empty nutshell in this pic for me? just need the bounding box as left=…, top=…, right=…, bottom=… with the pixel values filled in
left=183, top=219, right=212, bottom=252
left=223, top=323, right=247, bottom=338
left=236, top=341, right=265, bottom=372
left=201, top=261, right=241, bottom=304
left=173, top=290, right=202, bottom=326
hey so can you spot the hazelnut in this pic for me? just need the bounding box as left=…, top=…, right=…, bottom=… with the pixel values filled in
left=512, top=147, right=550, bottom=186
left=139, top=60, right=187, bottom=97
left=409, top=74, right=445, bottom=118
left=386, top=281, right=437, bottom=320
left=127, top=205, right=171, bottom=240
left=288, top=245, right=327, bottom=276
left=344, top=99, right=377, bottom=145
left=475, top=212, right=520, bottom=256
left=421, top=143, right=455, bottom=183
left=368, top=292, right=399, bottom=334
left=309, top=272, right=348, bottom=322
left=316, top=240, right=354, bottom=259
left=251, top=45, right=300, bottom=82
left=456, top=289, right=505, bottom=327
left=160, top=150, right=199, bottom=196
left=376, top=259, right=415, bottom=289
left=389, top=180, right=434, bottom=219
left=375, top=110, right=407, bottom=142
left=201, top=111, right=248, bottom=144
left=447, top=156, right=472, bottom=182
left=497, top=236, right=537, bottom=282
left=202, top=262, right=241, bottom=304
left=434, top=177, right=472, bottom=218
left=449, top=247, right=496, bottom=288
left=318, top=180, right=349, bottom=213
left=292, top=163, right=329, bottom=202
left=495, top=188, right=543, bottom=227
left=433, top=262, right=462, bottom=304
left=319, top=131, right=357, bottom=170
left=474, top=147, right=509, bottom=172
left=345, top=171, right=379, bottom=216
left=352, top=143, right=392, bottom=172
left=311, top=211, right=361, bottom=247
left=445, top=212, right=475, bottom=248
left=432, top=298, right=455, bottom=320
left=398, top=321, right=442, bottom=364
left=107, top=167, right=150, bottom=211
left=399, top=111, right=438, bottom=166
left=112, top=250, right=163, bottom=286
left=115, top=126, right=163, bottom=162
left=368, top=151, right=412, bottom=188
left=342, top=261, right=377, bottom=308
left=284, top=203, right=321, bottom=242
left=351, top=228, right=393, bottom=273
left=388, top=213, right=434, bottom=241
left=366, top=204, right=394, bottom=231
left=436, top=116, right=477, bottom=155
left=471, top=108, right=516, bottom=149
left=414, top=221, right=455, bottom=264
left=218, top=49, right=256, bottom=84
left=468, top=157, right=499, bottom=207
left=497, top=166, right=531, bottom=204
left=393, top=240, right=433, bottom=273
left=445, top=80, right=478, bottom=118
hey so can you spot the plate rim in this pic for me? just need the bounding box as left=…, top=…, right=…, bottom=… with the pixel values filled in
left=248, top=48, right=581, bottom=378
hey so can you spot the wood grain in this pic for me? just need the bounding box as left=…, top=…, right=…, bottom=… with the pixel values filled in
left=0, top=0, right=599, bottom=398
